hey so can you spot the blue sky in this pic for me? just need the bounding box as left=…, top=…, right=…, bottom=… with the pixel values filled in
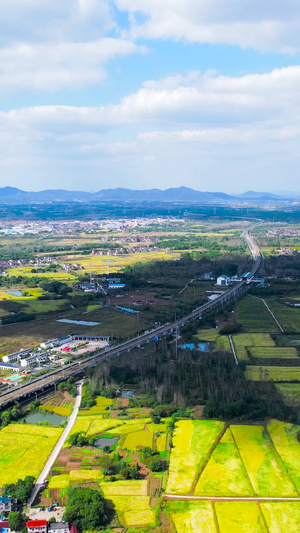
left=1, top=0, right=300, bottom=193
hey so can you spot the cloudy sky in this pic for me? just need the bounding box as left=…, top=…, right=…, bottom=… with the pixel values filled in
left=1, top=0, right=300, bottom=193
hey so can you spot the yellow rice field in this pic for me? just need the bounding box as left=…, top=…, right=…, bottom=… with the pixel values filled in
left=231, top=425, right=297, bottom=496
left=166, top=501, right=216, bottom=533
left=267, top=419, right=300, bottom=493
left=166, top=420, right=224, bottom=495
left=0, top=424, right=63, bottom=486
left=215, top=502, right=267, bottom=533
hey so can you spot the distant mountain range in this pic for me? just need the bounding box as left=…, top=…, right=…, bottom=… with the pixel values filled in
left=0, top=186, right=294, bottom=204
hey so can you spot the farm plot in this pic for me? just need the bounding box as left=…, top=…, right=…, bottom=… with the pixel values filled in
left=0, top=424, right=63, bottom=486
left=245, top=366, right=300, bottom=382
left=195, top=428, right=253, bottom=496
left=266, top=300, right=300, bottom=333
left=101, top=481, right=155, bottom=527
left=233, top=333, right=276, bottom=362
left=69, top=416, right=124, bottom=438
left=196, top=329, right=219, bottom=342
left=267, top=420, right=300, bottom=493
left=214, top=336, right=231, bottom=352
left=261, top=502, right=300, bottom=532
left=236, top=297, right=279, bottom=333
left=275, top=383, right=300, bottom=404
left=165, top=501, right=216, bottom=533
left=231, top=425, right=297, bottom=496
left=215, top=502, right=267, bottom=533
left=80, top=396, right=113, bottom=415
left=123, top=429, right=154, bottom=450
left=249, top=347, right=298, bottom=359
left=49, top=470, right=103, bottom=488
left=166, top=420, right=224, bottom=495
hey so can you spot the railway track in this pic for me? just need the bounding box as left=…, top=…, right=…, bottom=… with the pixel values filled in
left=0, top=224, right=263, bottom=409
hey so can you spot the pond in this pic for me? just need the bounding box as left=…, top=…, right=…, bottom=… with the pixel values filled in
left=7, top=290, right=23, bottom=297
left=57, top=319, right=100, bottom=326
left=180, top=342, right=210, bottom=352
left=23, top=411, right=67, bottom=426
left=94, top=436, right=118, bottom=449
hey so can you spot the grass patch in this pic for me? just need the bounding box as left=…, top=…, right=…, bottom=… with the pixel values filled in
left=275, top=383, right=300, bottom=404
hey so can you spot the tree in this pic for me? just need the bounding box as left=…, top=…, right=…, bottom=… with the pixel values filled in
left=63, top=487, right=108, bottom=532
left=8, top=512, right=25, bottom=532
left=149, top=459, right=165, bottom=472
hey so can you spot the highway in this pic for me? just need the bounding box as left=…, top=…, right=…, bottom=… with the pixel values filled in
left=0, top=224, right=263, bottom=409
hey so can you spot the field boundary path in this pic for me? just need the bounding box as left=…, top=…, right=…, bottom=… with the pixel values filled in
left=28, top=381, right=82, bottom=507
left=252, top=296, right=285, bottom=333
left=229, top=335, right=239, bottom=365
left=164, top=494, right=300, bottom=502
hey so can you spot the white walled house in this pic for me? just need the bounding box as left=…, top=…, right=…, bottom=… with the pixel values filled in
left=216, top=275, right=229, bottom=286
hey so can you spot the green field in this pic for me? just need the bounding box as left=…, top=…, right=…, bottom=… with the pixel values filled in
left=248, top=346, right=298, bottom=359
left=236, top=297, right=279, bottom=333
left=245, top=366, right=300, bottom=382
left=195, top=428, right=253, bottom=496
left=166, top=420, right=224, bottom=495
left=275, top=383, right=300, bottom=404
left=166, top=501, right=216, bottom=533
left=230, top=425, right=297, bottom=496
left=267, top=299, right=300, bottom=333
left=0, top=424, right=63, bottom=486
left=267, top=420, right=300, bottom=492
left=215, top=502, right=267, bottom=533
left=233, top=333, right=276, bottom=361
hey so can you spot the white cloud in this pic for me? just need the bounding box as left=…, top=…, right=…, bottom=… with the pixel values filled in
left=0, top=39, right=145, bottom=92
left=1, top=65, right=300, bottom=191
left=115, top=0, right=300, bottom=53
left=0, top=0, right=113, bottom=44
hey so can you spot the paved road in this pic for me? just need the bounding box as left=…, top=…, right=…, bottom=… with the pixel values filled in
left=229, top=335, right=239, bottom=365
left=28, top=381, right=83, bottom=507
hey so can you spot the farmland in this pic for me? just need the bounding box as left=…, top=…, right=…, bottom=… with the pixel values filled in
left=267, top=420, right=300, bottom=492
left=166, top=501, right=216, bottom=533
left=215, top=502, right=267, bottom=533
left=166, top=420, right=224, bottom=495
left=194, top=428, right=253, bottom=496
left=232, top=333, right=276, bottom=362
left=245, top=366, right=300, bottom=381
left=275, top=383, right=300, bottom=404
left=236, top=296, right=279, bottom=333
left=230, top=425, right=297, bottom=496
left=0, top=424, right=63, bottom=486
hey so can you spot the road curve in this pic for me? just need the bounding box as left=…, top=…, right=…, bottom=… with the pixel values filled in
left=0, top=224, right=263, bottom=409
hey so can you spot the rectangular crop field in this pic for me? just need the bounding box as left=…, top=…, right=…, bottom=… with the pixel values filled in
left=69, top=416, right=123, bottom=438
left=100, top=480, right=148, bottom=496
left=261, top=502, right=300, bottom=532
left=0, top=424, right=63, bottom=486
left=236, top=297, right=279, bottom=333
left=195, top=428, right=253, bottom=496
left=196, top=329, right=219, bottom=342
left=166, top=501, right=216, bottom=533
left=275, top=383, right=300, bottom=404
left=267, top=420, right=300, bottom=493
left=233, top=333, right=276, bottom=362
left=249, top=346, right=298, bottom=359
left=245, top=366, right=300, bottom=382
left=100, top=489, right=155, bottom=528
left=215, top=502, right=267, bottom=533
left=230, top=425, right=297, bottom=496
left=123, top=430, right=154, bottom=450
left=166, top=420, right=224, bottom=495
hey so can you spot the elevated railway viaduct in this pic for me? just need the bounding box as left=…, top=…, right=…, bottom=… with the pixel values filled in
left=0, top=225, right=263, bottom=409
